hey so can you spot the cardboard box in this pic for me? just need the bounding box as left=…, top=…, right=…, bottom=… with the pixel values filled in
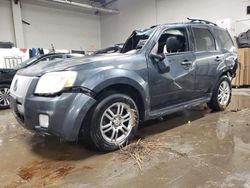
left=232, top=65, right=241, bottom=86
left=232, top=48, right=250, bottom=87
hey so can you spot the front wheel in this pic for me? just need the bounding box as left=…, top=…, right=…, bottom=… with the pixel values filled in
left=207, top=76, right=232, bottom=111
left=81, top=93, right=139, bottom=152
left=0, top=84, right=10, bottom=109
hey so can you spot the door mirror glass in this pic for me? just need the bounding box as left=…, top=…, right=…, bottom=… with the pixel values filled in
left=150, top=53, right=170, bottom=73
left=158, top=60, right=170, bottom=73
left=150, top=53, right=165, bottom=61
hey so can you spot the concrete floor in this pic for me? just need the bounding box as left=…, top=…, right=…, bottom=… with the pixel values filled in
left=1, top=90, right=250, bottom=187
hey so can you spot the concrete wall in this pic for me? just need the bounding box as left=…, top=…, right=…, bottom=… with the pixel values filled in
left=101, top=0, right=250, bottom=47
left=0, top=0, right=101, bottom=51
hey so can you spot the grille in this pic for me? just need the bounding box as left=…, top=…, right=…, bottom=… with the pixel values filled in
left=10, top=75, right=34, bottom=98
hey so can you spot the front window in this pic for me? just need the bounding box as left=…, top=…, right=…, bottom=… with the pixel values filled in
left=121, top=27, right=156, bottom=53
left=152, top=27, right=189, bottom=55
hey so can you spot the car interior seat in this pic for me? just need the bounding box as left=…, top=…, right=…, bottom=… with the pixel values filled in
left=166, top=36, right=183, bottom=53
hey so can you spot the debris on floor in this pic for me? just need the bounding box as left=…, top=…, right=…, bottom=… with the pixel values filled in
left=230, top=108, right=242, bottom=112
left=119, top=139, right=170, bottom=170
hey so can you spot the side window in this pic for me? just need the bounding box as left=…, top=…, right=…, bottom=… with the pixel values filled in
left=214, top=29, right=234, bottom=51
left=153, top=28, right=189, bottom=55
left=192, top=28, right=216, bottom=52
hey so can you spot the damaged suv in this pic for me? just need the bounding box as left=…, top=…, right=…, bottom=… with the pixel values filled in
left=10, top=19, right=237, bottom=151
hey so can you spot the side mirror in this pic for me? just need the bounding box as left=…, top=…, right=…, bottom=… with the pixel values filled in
left=150, top=53, right=165, bottom=61
left=150, top=53, right=170, bottom=73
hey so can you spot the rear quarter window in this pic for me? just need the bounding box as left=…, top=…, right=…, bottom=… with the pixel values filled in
left=214, top=28, right=234, bottom=51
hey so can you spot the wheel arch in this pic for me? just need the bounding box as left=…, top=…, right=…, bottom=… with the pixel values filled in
left=82, top=69, right=150, bottom=121
left=93, top=83, right=147, bottom=122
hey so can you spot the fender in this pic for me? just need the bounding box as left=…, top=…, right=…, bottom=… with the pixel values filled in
left=81, top=68, right=150, bottom=120
left=214, top=54, right=237, bottom=88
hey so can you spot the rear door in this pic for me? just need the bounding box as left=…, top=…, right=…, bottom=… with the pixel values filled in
left=212, top=27, right=236, bottom=81
left=190, top=26, right=222, bottom=96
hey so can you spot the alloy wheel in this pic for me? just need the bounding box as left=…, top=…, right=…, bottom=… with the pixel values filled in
left=100, top=102, right=135, bottom=144
left=0, top=87, right=10, bottom=108
left=218, top=81, right=230, bottom=106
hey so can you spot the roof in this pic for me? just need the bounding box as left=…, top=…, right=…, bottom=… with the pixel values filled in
left=151, top=18, right=223, bottom=30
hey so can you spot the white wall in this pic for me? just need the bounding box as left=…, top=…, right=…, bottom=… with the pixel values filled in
left=0, top=0, right=101, bottom=51
left=0, top=0, right=15, bottom=45
left=0, top=0, right=101, bottom=68
left=1, top=0, right=250, bottom=51
left=101, top=0, right=250, bottom=47
left=100, top=0, right=157, bottom=47
left=21, top=0, right=101, bottom=50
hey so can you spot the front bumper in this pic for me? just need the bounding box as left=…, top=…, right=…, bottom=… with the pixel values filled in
left=10, top=92, right=96, bottom=141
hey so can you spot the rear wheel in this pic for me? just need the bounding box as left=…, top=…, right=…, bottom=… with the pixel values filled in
left=81, top=93, right=139, bottom=152
left=207, top=76, right=231, bottom=111
left=0, top=84, right=10, bottom=109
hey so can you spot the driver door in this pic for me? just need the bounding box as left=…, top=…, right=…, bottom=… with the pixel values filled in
left=148, top=26, right=196, bottom=110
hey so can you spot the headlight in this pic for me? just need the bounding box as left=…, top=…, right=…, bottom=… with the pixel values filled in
left=34, top=71, right=77, bottom=95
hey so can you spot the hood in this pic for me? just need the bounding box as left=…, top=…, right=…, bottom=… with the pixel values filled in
left=17, top=53, right=131, bottom=77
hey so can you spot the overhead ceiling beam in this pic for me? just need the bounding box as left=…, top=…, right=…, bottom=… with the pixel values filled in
left=43, top=0, right=120, bottom=14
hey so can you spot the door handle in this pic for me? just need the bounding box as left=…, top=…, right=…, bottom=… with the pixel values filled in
left=181, top=60, right=192, bottom=66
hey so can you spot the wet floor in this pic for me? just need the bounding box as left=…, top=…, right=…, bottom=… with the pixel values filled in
left=1, top=89, right=250, bottom=187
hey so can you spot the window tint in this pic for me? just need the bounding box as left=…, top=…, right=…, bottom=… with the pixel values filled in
left=155, top=28, right=188, bottom=54
left=214, top=29, right=234, bottom=51
left=50, top=55, right=64, bottom=61
left=39, top=57, right=50, bottom=62
left=192, top=28, right=216, bottom=52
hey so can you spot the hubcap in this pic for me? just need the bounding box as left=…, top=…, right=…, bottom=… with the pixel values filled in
left=100, top=102, right=135, bottom=144
left=0, top=88, right=10, bottom=107
left=218, top=81, right=230, bottom=106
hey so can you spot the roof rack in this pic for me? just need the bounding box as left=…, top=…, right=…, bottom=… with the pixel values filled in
left=187, top=17, right=217, bottom=26
left=150, top=25, right=159, bottom=29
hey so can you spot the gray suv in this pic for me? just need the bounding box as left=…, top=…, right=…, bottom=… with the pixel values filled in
left=10, top=19, right=237, bottom=151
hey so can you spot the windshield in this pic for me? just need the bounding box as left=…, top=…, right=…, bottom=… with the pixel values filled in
left=121, top=27, right=156, bottom=53
left=18, top=56, right=40, bottom=69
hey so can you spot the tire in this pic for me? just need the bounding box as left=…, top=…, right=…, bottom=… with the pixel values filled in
left=81, top=93, right=139, bottom=152
left=0, top=84, right=10, bottom=110
left=207, top=76, right=232, bottom=111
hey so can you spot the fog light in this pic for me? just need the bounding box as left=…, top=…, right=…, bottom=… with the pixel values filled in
left=39, top=114, right=49, bottom=128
